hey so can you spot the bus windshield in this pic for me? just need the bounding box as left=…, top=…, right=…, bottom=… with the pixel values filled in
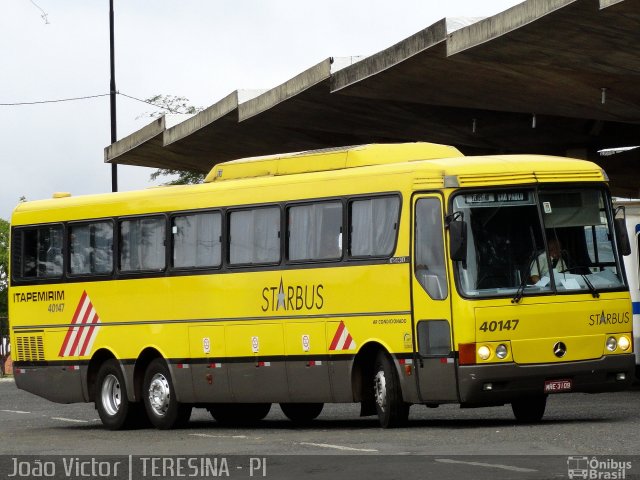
left=452, top=187, right=625, bottom=297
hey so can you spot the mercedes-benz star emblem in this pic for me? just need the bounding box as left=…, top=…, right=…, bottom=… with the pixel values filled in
left=553, top=341, right=567, bottom=358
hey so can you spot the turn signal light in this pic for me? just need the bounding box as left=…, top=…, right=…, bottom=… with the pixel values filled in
left=459, top=343, right=476, bottom=365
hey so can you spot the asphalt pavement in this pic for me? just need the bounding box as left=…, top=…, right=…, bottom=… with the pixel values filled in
left=0, top=377, right=638, bottom=479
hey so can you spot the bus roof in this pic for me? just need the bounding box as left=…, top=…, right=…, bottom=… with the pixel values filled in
left=204, top=142, right=463, bottom=182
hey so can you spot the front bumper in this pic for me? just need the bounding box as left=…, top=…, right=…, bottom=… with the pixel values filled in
left=458, top=354, right=635, bottom=406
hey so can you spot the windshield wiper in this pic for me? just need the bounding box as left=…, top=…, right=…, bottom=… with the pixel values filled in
left=559, top=266, right=600, bottom=298
left=513, top=227, right=539, bottom=304
left=582, top=274, right=600, bottom=298
left=512, top=249, right=537, bottom=304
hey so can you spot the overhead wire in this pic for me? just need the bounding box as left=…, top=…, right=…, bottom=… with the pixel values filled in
left=0, top=92, right=178, bottom=112
left=0, top=93, right=110, bottom=106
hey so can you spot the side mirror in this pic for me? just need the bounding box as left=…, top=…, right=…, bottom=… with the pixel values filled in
left=449, top=220, right=467, bottom=263
left=614, top=217, right=631, bottom=256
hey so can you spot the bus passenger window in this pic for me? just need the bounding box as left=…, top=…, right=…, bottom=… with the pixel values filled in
left=350, top=196, right=400, bottom=257
left=415, top=198, right=447, bottom=300
left=120, top=217, right=166, bottom=272
left=229, top=207, right=280, bottom=265
left=288, top=202, right=342, bottom=261
left=14, top=225, right=64, bottom=279
left=173, top=212, right=221, bottom=269
left=69, top=222, right=113, bottom=275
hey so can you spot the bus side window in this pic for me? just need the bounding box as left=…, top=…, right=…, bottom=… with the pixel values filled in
left=14, top=225, right=64, bottom=280
left=414, top=198, right=447, bottom=300
left=120, top=217, right=166, bottom=272
left=288, top=201, right=342, bottom=261
left=349, top=196, right=400, bottom=257
left=173, top=212, right=222, bottom=269
left=69, top=221, right=114, bottom=276
left=229, top=207, right=280, bottom=265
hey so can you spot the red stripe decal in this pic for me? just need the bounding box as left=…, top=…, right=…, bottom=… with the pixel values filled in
left=78, top=311, right=100, bottom=356
left=58, top=291, right=87, bottom=356
left=329, top=321, right=345, bottom=350
left=344, top=333, right=353, bottom=348
left=68, top=301, right=92, bottom=356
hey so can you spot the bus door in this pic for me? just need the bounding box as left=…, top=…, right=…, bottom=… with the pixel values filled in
left=411, top=194, right=458, bottom=403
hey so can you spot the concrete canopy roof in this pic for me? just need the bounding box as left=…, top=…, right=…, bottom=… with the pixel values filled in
left=105, top=0, right=640, bottom=197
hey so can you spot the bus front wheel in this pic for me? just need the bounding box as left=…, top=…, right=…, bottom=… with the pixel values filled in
left=373, top=351, right=410, bottom=428
left=95, top=359, right=142, bottom=430
left=279, top=403, right=324, bottom=424
left=142, top=358, right=192, bottom=429
left=511, top=395, right=547, bottom=423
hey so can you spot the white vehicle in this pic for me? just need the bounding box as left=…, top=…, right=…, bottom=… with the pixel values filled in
left=616, top=200, right=640, bottom=379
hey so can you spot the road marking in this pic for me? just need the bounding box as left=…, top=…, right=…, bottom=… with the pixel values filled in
left=435, top=458, right=537, bottom=473
left=1, top=409, right=30, bottom=414
left=0, top=377, right=15, bottom=383
left=299, top=442, right=378, bottom=452
left=189, top=433, right=256, bottom=439
left=51, top=417, right=89, bottom=423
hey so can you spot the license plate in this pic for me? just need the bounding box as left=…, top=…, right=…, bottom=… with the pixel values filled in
left=544, top=379, right=572, bottom=393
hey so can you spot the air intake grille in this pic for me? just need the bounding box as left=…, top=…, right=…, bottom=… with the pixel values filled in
left=15, top=335, right=44, bottom=361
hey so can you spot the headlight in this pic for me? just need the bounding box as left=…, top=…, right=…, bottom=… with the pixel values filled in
left=606, top=336, right=617, bottom=352
left=495, top=344, right=508, bottom=359
left=478, top=345, right=491, bottom=360
left=618, top=336, right=630, bottom=351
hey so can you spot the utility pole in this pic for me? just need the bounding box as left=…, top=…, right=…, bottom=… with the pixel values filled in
left=109, top=0, right=118, bottom=192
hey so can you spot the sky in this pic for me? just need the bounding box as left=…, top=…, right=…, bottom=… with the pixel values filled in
left=0, top=0, right=522, bottom=220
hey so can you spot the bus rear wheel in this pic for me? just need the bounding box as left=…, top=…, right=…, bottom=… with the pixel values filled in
left=208, top=403, right=271, bottom=425
left=96, top=359, right=143, bottom=430
left=279, top=403, right=323, bottom=424
left=511, top=395, right=547, bottom=423
left=143, top=358, right=192, bottom=429
left=373, top=351, right=410, bottom=428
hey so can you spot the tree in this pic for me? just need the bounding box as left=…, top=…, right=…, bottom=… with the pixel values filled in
left=140, top=95, right=206, bottom=185
left=0, top=218, right=9, bottom=319
left=149, top=169, right=206, bottom=186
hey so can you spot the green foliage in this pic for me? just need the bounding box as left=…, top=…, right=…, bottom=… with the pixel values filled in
left=140, top=94, right=206, bottom=185
left=0, top=218, right=9, bottom=318
left=149, top=169, right=205, bottom=186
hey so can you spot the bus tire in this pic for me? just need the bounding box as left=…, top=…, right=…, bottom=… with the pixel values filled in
left=279, top=403, right=323, bottom=424
left=208, top=403, right=271, bottom=425
left=511, top=395, right=547, bottom=423
left=96, top=359, right=142, bottom=430
left=373, top=351, right=410, bottom=428
left=143, top=358, right=192, bottom=430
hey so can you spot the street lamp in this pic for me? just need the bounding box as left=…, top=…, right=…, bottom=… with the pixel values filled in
left=109, top=0, right=118, bottom=192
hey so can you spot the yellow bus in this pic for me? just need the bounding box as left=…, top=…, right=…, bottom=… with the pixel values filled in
left=9, top=142, right=635, bottom=429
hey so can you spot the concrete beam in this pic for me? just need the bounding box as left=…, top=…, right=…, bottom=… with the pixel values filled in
left=331, top=19, right=448, bottom=92
left=163, top=91, right=240, bottom=147
left=239, top=58, right=333, bottom=122
left=446, top=0, right=576, bottom=56
left=104, top=116, right=165, bottom=164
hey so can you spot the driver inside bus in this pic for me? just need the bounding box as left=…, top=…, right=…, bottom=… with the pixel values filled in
left=529, top=237, right=568, bottom=284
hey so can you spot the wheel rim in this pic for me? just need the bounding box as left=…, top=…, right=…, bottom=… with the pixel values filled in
left=374, top=370, right=387, bottom=412
left=148, top=373, right=171, bottom=417
left=101, top=374, right=122, bottom=417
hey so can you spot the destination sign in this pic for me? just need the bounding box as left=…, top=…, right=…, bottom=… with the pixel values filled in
left=465, top=191, right=530, bottom=205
